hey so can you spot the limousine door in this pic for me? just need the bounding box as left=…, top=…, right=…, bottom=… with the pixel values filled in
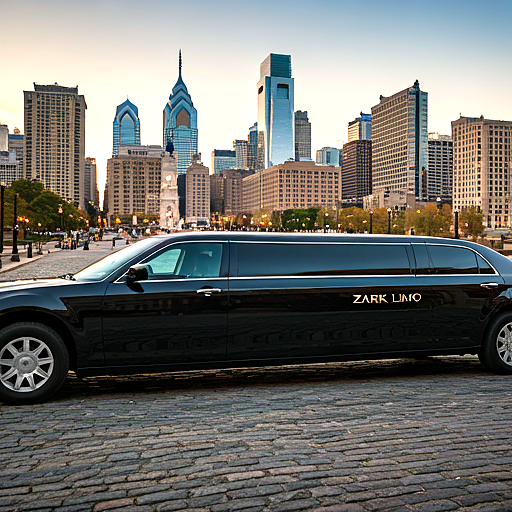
left=227, top=241, right=434, bottom=362
left=412, top=243, right=506, bottom=348
left=102, top=241, right=229, bottom=368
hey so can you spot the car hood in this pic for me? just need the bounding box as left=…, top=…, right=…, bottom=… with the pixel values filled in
left=0, top=278, right=77, bottom=292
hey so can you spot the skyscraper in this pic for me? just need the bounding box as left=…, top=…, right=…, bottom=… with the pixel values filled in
left=371, top=80, right=427, bottom=206
left=112, top=99, right=140, bottom=155
left=316, top=147, right=341, bottom=166
left=294, top=110, right=312, bottom=161
left=186, top=154, right=210, bottom=224
left=84, top=157, right=97, bottom=205
left=24, top=83, right=86, bottom=208
left=348, top=113, right=372, bottom=142
left=233, top=139, right=248, bottom=169
left=452, top=116, right=512, bottom=229
left=163, top=51, right=198, bottom=175
left=427, top=133, right=453, bottom=203
left=341, top=140, right=372, bottom=205
left=257, top=53, right=294, bottom=169
left=211, top=149, right=236, bottom=174
left=247, top=122, right=259, bottom=171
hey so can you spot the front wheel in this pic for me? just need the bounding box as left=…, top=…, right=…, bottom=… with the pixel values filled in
left=479, top=313, right=512, bottom=374
left=0, top=322, right=69, bottom=405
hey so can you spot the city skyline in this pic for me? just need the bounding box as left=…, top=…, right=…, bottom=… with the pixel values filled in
left=1, top=0, right=512, bottom=203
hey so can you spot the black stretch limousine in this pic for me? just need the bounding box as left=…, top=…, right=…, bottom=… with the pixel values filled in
left=2, top=232, right=512, bottom=404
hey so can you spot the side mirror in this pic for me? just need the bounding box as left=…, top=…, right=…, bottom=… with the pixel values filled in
left=126, top=264, right=149, bottom=288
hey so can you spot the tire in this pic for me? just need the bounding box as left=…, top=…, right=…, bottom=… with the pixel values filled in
left=0, top=322, right=69, bottom=405
left=479, top=313, right=512, bottom=374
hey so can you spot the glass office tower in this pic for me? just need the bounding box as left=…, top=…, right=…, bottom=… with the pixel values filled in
left=257, top=54, right=294, bottom=169
left=163, top=51, right=198, bottom=175
left=371, top=80, right=428, bottom=201
left=113, top=99, right=141, bottom=155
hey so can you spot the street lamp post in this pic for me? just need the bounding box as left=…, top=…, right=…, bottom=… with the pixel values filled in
left=454, top=210, right=459, bottom=239
left=11, top=193, right=19, bottom=262
left=387, top=207, right=392, bottom=234
left=369, top=210, right=373, bottom=234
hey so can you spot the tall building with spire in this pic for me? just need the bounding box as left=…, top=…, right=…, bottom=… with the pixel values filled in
left=257, top=53, right=294, bottom=169
left=163, top=51, right=198, bottom=175
left=113, top=99, right=140, bottom=155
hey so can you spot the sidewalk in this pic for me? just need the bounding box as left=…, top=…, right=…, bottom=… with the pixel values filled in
left=0, top=244, right=62, bottom=274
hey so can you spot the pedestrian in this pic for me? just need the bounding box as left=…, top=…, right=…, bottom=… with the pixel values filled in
left=112, top=237, right=116, bottom=249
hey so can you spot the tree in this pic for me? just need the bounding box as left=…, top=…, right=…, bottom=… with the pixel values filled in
left=459, top=206, right=484, bottom=240
left=406, top=203, right=451, bottom=237
left=10, top=179, right=44, bottom=204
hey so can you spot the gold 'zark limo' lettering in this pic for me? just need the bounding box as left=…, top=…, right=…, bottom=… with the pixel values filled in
left=353, top=293, right=422, bottom=304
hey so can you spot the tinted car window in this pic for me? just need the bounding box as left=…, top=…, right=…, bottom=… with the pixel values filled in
left=142, top=243, right=223, bottom=278
left=475, top=253, right=496, bottom=274
left=237, top=243, right=411, bottom=277
left=427, top=245, right=479, bottom=274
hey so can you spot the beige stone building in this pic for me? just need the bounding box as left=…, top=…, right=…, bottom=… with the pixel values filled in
left=186, top=154, right=210, bottom=224
left=242, top=161, right=341, bottom=212
left=210, top=169, right=244, bottom=216
left=452, top=116, right=512, bottom=229
left=24, top=83, right=86, bottom=208
left=104, top=145, right=162, bottom=224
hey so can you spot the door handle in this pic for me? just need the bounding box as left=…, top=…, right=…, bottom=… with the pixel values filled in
left=196, top=288, right=222, bottom=297
left=481, top=282, right=500, bottom=289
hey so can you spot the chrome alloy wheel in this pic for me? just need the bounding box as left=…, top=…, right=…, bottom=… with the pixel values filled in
left=0, top=337, right=54, bottom=392
left=496, top=322, right=512, bottom=366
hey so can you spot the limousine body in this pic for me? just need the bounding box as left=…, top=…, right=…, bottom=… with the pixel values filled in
left=1, top=232, right=512, bottom=404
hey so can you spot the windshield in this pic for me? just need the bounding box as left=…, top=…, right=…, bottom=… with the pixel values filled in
left=74, top=237, right=161, bottom=282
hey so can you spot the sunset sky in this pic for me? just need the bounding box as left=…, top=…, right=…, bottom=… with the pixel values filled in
left=1, top=0, right=512, bottom=203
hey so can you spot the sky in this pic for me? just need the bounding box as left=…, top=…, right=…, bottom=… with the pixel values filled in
left=1, top=0, right=512, bottom=205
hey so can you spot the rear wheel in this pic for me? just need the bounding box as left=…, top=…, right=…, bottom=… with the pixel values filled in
left=0, top=322, right=69, bottom=405
left=479, top=313, right=512, bottom=374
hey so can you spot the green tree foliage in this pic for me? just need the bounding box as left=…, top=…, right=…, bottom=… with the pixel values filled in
left=459, top=206, right=484, bottom=240
left=281, top=207, right=319, bottom=231
left=1, top=181, right=88, bottom=235
left=406, top=203, right=451, bottom=236
left=10, top=179, right=44, bottom=204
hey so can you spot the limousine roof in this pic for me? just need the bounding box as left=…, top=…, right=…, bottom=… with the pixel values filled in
left=150, top=231, right=512, bottom=274
left=154, top=231, right=495, bottom=248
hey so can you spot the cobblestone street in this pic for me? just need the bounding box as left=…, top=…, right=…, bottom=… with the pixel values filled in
left=0, top=241, right=511, bottom=511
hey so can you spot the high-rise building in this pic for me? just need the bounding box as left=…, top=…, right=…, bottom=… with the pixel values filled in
left=186, top=154, right=210, bottom=224
left=163, top=51, right=198, bottom=175
left=452, top=116, right=512, bottom=229
left=294, top=110, right=312, bottom=161
left=341, top=140, right=372, bottom=205
left=427, top=133, right=453, bottom=203
left=8, top=128, right=24, bottom=169
left=23, top=83, right=87, bottom=208
left=247, top=122, right=259, bottom=171
left=371, top=80, right=428, bottom=206
left=233, top=140, right=248, bottom=170
left=316, top=147, right=341, bottom=166
left=348, top=113, right=372, bottom=142
left=210, top=168, right=244, bottom=216
left=243, top=161, right=341, bottom=212
left=84, top=157, right=97, bottom=205
left=104, top=145, right=163, bottom=224
left=112, top=99, right=140, bottom=155
left=257, top=53, right=294, bottom=169
left=0, top=125, right=7, bottom=152
left=0, top=126, right=23, bottom=186
left=211, top=149, right=236, bottom=174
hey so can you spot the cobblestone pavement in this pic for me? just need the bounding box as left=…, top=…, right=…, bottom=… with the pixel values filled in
left=0, top=243, right=512, bottom=511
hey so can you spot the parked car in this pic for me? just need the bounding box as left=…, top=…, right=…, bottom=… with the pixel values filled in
left=1, top=232, right=512, bottom=405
